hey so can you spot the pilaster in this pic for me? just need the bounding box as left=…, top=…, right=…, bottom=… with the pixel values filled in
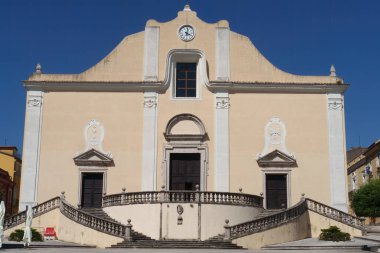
left=216, top=27, right=230, bottom=81
left=215, top=92, right=230, bottom=191
left=143, top=26, right=159, bottom=81
left=327, top=93, right=348, bottom=212
left=19, top=90, right=43, bottom=210
left=142, top=92, right=158, bottom=191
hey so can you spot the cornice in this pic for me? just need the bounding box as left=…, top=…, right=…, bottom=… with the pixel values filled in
left=23, top=80, right=349, bottom=94
left=23, top=80, right=161, bottom=92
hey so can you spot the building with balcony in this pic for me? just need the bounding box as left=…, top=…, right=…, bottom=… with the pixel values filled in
left=9, top=5, right=362, bottom=249
left=0, top=146, right=22, bottom=215
left=347, top=139, right=380, bottom=224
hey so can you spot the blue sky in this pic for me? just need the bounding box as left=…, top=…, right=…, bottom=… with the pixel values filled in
left=0, top=0, right=379, bottom=152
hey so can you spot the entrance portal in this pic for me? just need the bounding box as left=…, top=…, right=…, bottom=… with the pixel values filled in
left=169, top=153, right=200, bottom=190
left=266, top=174, right=287, bottom=209
left=81, top=173, right=103, bottom=208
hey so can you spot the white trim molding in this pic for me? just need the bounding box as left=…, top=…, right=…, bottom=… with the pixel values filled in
left=214, top=92, right=230, bottom=191
left=162, top=114, right=208, bottom=191
left=77, top=167, right=108, bottom=208
left=261, top=169, right=292, bottom=209
left=162, top=143, right=208, bottom=191
left=144, top=26, right=159, bottom=81
left=327, top=93, right=348, bottom=212
left=142, top=92, right=158, bottom=191
left=216, top=27, right=230, bottom=81
left=19, top=90, right=44, bottom=211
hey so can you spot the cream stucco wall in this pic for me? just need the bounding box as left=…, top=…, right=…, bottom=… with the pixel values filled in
left=58, top=213, right=123, bottom=248
left=104, top=204, right=161, bottom=239
left=4, top=208, right=60, bottom=238
left=308, top=210, right=363, bottom=238
left=37, top=92, right=144, bottom=204
left=4, top=208, right=123, bottom=248
left=233, top=212, right=309, bottom=249
left=230, top=93, right=331, bottom=206
left=104, top=203, right=263, bottom=240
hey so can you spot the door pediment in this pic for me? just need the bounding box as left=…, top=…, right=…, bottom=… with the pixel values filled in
left=257, top=149, right=297, bottom=168
left=74, top=149, right=114, bottom=167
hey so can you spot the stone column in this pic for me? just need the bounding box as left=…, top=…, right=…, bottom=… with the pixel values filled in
left=19, top=90, right=44, bottom=211
left=327, top=93, right=348, bottom=212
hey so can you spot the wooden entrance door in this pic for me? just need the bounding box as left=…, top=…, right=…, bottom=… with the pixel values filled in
left=81, top=173, right=103, bottom=208
left=170, top=153, right=200, bottom=190
left=266, top=174, right=287, bottom=209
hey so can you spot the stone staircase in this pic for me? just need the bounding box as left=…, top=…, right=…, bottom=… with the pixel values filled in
left=254, top=209, right=282, bottom=219
left=109, top=239, right=244, bottom=249
left=81, top=208, right=244, bottom=249
left=80, top=208, right=120, bottom=223
left=80, top=208, right=155, bottom=242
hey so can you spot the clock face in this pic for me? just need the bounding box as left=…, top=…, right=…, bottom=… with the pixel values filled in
left=178, top=25, right=195, bottom=42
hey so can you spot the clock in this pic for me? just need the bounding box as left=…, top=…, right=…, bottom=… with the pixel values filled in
left=178, top=25, right=195, bottom=42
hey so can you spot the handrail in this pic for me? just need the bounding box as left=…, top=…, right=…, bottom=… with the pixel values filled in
left=305, top=198, right=365, bottom=228
left=225, top=198, right=365, bottom=240
left=60, top=198, right=126, bottom=238
left=102, top=191, right=263, bottom=208
left=228, top=199, right=307, bottom=239
left=4, top=197, right=61, bottom=230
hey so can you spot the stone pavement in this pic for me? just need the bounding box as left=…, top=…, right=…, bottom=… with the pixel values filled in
left=0, top=248, right=374, bottom=253
left=1, top=237, right=380, bottom=253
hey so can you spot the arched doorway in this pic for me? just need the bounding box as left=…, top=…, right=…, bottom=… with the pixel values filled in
left=163, top=114, right=208, bottom=191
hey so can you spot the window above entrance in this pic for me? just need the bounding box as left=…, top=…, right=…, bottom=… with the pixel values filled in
left=175, top=63, right=197, bottom=98
left=163, top=49, right=208, bottom=100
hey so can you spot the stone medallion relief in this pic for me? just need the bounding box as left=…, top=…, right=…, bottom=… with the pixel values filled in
left=257, top=116, right=294, bottom=159
left=81, top=119, right=112, bottom=158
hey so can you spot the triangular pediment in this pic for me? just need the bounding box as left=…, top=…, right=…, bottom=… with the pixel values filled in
left=73, top=149, right=114, bottom=167
left=257, top=150, right=297, bottom=168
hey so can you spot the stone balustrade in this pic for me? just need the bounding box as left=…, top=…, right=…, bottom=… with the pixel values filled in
left=4, top=197, right=61, bottom=229
left=225, top=197, right=365, bottom=240
left=102, top=190, right=263, bottom=208
left=305, top=198, right=365, bottom=228
left=60, top=198, right=126, bottom=237
left=228, top=199, right=307, bottom=239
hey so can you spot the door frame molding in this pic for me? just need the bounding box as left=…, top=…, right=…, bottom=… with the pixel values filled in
left=78, top=167, right=107, bottom=208
left=262, top=168, right=291, bottom=209
left=162, top=143, right=208, bottom=191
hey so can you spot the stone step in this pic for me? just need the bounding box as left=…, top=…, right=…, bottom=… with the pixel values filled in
left=80, top=208, right=155, bottom=242
left=109, top=239, right=244, bottom=249
left=255, top=209, right=282, bottom=219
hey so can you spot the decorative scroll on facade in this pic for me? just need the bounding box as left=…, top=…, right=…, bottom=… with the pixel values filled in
left=216, top=97, right=230, bottom=109
left=257, top=117, right=294, bottom=159
left=143, top=95, right=158, bottom=108
left=84, top=119, right=105, bottom=152
left=328, top=97, right=343, bottom=110
left=74, top=119, right=113, bottom=166
left=27, top=96, right=42, bottom=107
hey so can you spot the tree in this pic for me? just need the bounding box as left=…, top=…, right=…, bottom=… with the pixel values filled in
left=351, top=179, right=380, bottom=225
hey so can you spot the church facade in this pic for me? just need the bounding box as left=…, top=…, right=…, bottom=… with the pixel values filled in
left=19, top=5, right=348, bottom=216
